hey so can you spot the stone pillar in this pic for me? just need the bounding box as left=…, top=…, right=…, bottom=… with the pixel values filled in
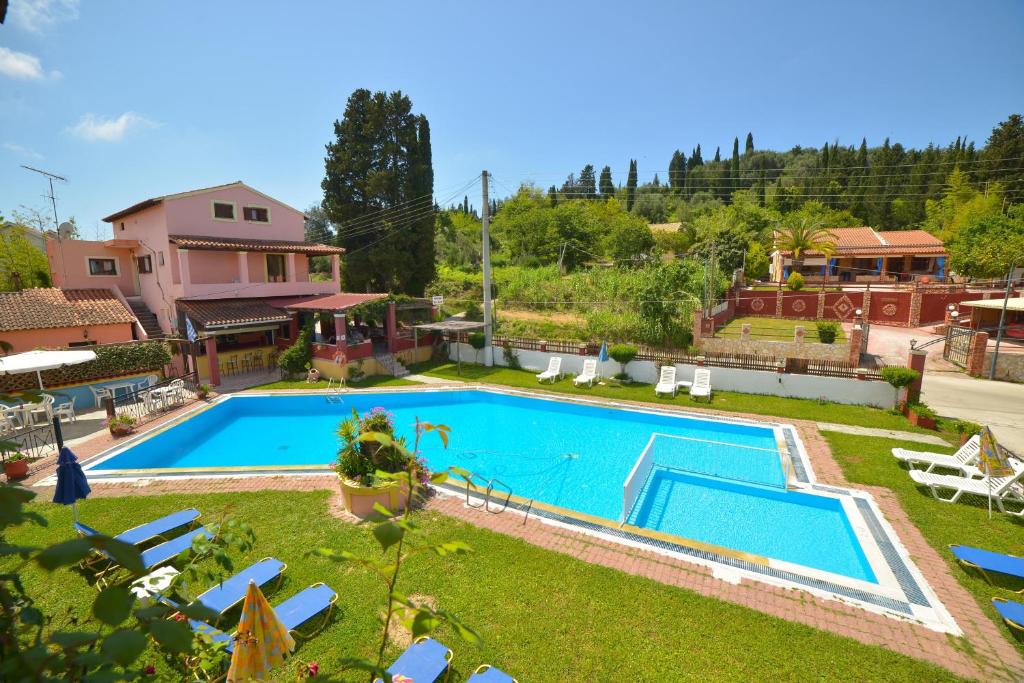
left=741, top=323, right=751, bottom=341
left=205, top=336, right=220, bottom=386
left=862, top=286, right=872, bottom=319
left=909, top=283, right=922, bottom=328
left=775, top=286, right=783, bottom=317
left=386, top=301, right=398, bottom=353
left=692, top=309, right=705, bottom=341
left=237, top=251, right=249, bottom=284
left=965, top=331, right=989, bottom=378
left=793, top=326, right=806, bottom=343
left=334, top=313, right=347, bottom=360
left=816, top=290, right=826, bottom=319
left=848, top=324, right=863, bottom=366
left=906, top=349, right=927, bottom=403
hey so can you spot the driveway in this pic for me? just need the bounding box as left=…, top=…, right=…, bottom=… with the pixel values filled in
left=921, top=372, right=1024, bottom=454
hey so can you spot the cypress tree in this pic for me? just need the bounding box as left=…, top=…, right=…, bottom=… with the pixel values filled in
left=713, top=146, right=721, bottom=163
left=730, top=137, right=740, bottom=198
left=578, top=164, right=597, bottom=200
left=547, top=185, right=558, bottom=207
left=625, top=159, right=638, bottom=212
left=599, top=165, right=614, bottom=199
left=745, top=132, right=754, bottom=154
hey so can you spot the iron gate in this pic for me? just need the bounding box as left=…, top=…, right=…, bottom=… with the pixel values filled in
left=942, top=327, right=975, bottom=367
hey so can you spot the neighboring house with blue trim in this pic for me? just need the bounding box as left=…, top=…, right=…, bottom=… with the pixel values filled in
left=770, top=227, right=947, bottom=284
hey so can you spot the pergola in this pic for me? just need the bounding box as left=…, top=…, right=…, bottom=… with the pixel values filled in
left=413, top=319, right=486, bottom=373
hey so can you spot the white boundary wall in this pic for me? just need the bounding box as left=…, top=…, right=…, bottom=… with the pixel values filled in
left=449, top=343, right=896, bottom=409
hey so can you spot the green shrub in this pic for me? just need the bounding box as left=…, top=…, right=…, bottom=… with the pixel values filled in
left=950, top=419, right=982, bottom=436
left=336, top=407, right=418, bottom=487
left=463, top=302, right=483, bottom=321
left=502, top=343, right=521, bottom=369
left=880, top=366, right=919, bottom=389
left=468, top=332, right=486, bottom=350
left=815, top=321, right=840, bottom=344
left=278, top=322, right=313, bottom=377
left=609, top=343, right=638, bottom=376
left=786, top=271, right=804, bottom=291
left=347, top=360, right=366, bottom=383
left=907, top=402, right=937, bottom=419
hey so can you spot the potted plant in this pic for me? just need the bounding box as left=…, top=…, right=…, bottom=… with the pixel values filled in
left=906, top=402, right=938, bottom=430
left=106, top=414, right=137, bottom=437
left=336, top=407, right=428, bottom=518
left=196, top=384, right=211, bottom=400
left=881, top=366, right=920, bottom=413
left=951, top=419, right=983, bottom=445
left=3, top=451, right=28, bottom=480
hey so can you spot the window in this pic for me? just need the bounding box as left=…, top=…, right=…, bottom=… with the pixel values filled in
left=88, top=258, right=118, bottom=276
left=243, top=206, right=269, bottom=223
left=266, top=254, right=286, bottom=282
left=279, top=322, right=291, bottom=340
left=158, top=251, right=165, bottom=266
left=212, top=201, right=236, bottom=220
left=911, top=257, right=932, bottom=272
left=137, top=255, right=153, bottom=273
left=119, top=222, right=125, bottom=231
left=69, top=340, right=97, bottom=348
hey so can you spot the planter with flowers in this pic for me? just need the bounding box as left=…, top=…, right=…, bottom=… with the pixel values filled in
left=906, top=402, right=938, bottom=430
left=3, top=451, right=29, bottom=480
left=336, top=407, right=429, bottom=518
left=196, top=384, right=211, bottom=400
left=107, top=414, right=137, bottom=437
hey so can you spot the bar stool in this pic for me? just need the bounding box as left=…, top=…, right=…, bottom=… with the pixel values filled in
left=226, top=356, right=240, bottom=376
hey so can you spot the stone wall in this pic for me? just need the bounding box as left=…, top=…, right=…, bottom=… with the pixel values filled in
left=698, top=336, right=850, bottom=361
left=983, top=352, right=1024, bottom=383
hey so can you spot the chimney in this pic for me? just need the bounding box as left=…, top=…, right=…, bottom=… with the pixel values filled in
left=11, top=271, right=22, bottom=291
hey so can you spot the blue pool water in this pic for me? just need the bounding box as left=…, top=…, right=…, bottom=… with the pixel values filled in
left=90, top=390, right=875, bottom=581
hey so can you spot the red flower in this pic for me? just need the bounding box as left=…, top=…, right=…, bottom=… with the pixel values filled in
left=144, top=664, right=156, bottom=676
left=172, top=612, right=187, bottom=622
left=307, top=661, right=319, bottom=677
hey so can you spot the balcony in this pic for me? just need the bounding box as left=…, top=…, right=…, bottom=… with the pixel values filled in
left=180, top=279, right=339, bottom=300
left=175, top=245, right=341, bottom=301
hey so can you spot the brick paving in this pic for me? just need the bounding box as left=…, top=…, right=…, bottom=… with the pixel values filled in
left=15, top=390, right=1024, bottom=681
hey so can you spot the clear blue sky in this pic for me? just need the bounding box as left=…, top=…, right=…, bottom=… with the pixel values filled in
left=2, top=0, right=1022, bottom=234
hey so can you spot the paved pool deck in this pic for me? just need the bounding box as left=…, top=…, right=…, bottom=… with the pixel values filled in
left=15, top=389, right=1024, bottom=681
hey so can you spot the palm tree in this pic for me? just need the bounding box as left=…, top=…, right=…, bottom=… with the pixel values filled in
left=773, top=217, right=838, bottom=278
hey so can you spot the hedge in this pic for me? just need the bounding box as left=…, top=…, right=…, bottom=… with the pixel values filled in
left=0, top=341, right=172, bottom=392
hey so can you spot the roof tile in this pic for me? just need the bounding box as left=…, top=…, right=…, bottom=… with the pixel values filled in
left=0, top=288, right=135, bottom=332
left=169, top=234, right=343, bottom=255
left=177, top=299, right=292, bottom=330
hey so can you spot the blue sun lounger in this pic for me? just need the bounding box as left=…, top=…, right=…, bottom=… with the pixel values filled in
left=992, top=598, right=1024, bottom=634
left=161, top=557, right=286, bottom=621
left=378, top=637, right=452, bottom=683
left=186, top=582, right=338, bottom=654
left=468, top=664, right=519, bottom=683
left=75, top=508, right=200, bottom=547
left=96, top=526, right=213, bottom=588
left=949, top=545, right=1024, bottom=584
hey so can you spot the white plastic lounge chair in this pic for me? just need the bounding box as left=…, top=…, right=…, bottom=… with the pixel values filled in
left=655, top=366, right=678, bottom=397
left=909, top=461, right=1024, bottom=513
left=574, top=359, right=598, bottom=387
left=689, top=368, right=712, bottom=402
left=536, top=357, right=562, bottom=383
left=893, top=435, right=981, bottom=477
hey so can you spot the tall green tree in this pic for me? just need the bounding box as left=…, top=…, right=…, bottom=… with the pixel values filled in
left=625, top=159, right=638, bottom=212
left=668, top=150, right=686, bottom=193
left=598, top=165, right=615, bottom=199
left=745, top=132, right=754, bottom=154
left=577, top=164, right=597, bottom=200
left=981, top=114, right=1024, bottom=197
left=322, top=89, right=435, bottom=294
left=0, top=215, right=51, bottom=290
left=730, top=137, right=741, bottom=199
left=304, top=204, right=333, bottom=244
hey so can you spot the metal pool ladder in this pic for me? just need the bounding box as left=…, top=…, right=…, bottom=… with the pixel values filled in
left=462, top=471, right=514, bottom=515
left=325, top=378, right=346, bottom=403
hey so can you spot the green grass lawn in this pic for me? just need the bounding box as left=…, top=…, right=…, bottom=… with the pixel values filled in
left=246, top=374, right=420, bottom=391
left=717, top=316, right=847, bottom=342
left=825, top=431, right=1024, bottom=654
left=7, top=490, right=961, bottom=682
left=409, top=361, right=946, bottom=437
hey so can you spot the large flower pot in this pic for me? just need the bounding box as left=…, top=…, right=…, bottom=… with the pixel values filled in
left=339, top=478, right=410, bottom=518
left=4, top=459, right=29, bottom=480
left=109, top=425, right=134, bottom=438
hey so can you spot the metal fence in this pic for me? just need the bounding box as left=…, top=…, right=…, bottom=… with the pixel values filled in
left=110, top=372, right=201, bottom=427
left=2, top=422, right=57, bottom=461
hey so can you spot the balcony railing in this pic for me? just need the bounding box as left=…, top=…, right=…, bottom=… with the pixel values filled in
left=179, top=280, right=338, bottom=299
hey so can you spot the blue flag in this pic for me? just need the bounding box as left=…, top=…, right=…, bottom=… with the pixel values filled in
left=186, top=316, right=198, bottom=343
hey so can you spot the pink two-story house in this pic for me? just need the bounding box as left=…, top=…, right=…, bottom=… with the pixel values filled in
left=48, top=182, right=348, bottom=383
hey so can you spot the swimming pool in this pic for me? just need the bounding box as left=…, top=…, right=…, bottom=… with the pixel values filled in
left=85, top=389, right=885, bottom=582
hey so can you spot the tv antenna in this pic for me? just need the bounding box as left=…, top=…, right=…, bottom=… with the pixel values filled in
left=20, top=165, right=67, bottom=231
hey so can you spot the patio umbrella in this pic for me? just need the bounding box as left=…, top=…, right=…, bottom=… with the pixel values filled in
left=52, top=446, right=91, bottom=523
left=0, top=349, right=98, bottom=390
left=227, top=580, right=295, bottom=682
left=597, top=340, right=609, bottom=379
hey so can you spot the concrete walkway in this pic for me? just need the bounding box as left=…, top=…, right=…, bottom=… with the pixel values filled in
left=815, top=422, right=951, bottom=446
left=405, top=373, right=462, bottom=384
left=922, top=371, right=1024, bottom=453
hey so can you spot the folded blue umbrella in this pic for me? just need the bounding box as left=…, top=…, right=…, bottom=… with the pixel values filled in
left=52, top=447, right=91, bottom=523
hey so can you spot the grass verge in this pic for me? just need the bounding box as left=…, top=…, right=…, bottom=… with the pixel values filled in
left=825, top=430, right=1024, bottom=654
left=245, top=375, right=420, bottom=391
left=717, top=316, right=847, bottom=341
left=9, top=490, right=960, bottom=681
left=410, top=361, right=946, bottom=437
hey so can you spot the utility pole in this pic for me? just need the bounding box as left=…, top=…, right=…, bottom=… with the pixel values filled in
left=989, top=260, right=1016, bottom=380
left=481, top=171, right=494, bottom=366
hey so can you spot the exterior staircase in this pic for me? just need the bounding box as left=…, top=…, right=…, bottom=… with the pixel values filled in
left=125, top=297, right=164, bottom=339
left=374, top=351, right=410, bottom=378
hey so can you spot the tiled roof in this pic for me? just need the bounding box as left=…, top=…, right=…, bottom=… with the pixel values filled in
left=102, top=181, right=308, bottom=222
left=0, top=288, right=135, bottom=332
left=177, top=299, right=292, bottom=330
left=169, top=235, right=344, bottom=255
left=273, top=292, right=388, bottom=312
left=778, top=227, right=947, bottom=257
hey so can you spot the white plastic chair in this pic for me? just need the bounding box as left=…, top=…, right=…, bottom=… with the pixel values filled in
left=90, top=385, right=113, bottom=409
left=689, top=368, right=712, bottom=402
left=28, top=395, right=55, bottom=426
left=574, top=359, right=598, bottom=387
left=535, top=357, right=562, bottom=383
left=893, top=435, right=981, bottom=477
left=655, top=366, right=678, bottom=396
left=45, top=394, right=77, bottom=423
